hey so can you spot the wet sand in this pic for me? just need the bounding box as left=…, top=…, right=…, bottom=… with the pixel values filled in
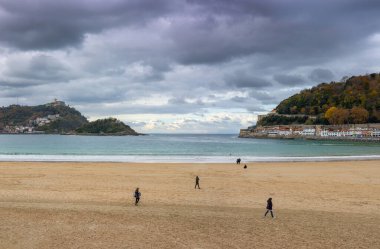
left=0, top=161, right=379, bottom=248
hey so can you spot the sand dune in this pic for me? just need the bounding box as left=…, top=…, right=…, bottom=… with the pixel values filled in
left=1, top=161, right=379, bottom=248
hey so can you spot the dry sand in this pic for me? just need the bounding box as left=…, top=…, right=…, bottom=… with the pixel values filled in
left=0, top=161, right=379, bottom=248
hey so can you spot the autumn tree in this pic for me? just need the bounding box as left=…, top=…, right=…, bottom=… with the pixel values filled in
left=335, top=108, right=350, bottom=125
left=325, top=107, right=337, bottom=122
left=325, top=107, right=349, bottom=125
left=349, top=107, right=369, bottom=124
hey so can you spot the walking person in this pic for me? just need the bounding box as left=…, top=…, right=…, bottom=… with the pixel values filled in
left=236, top=158, right=241, bottom=164
left=195, top=176, right=200, bottom=189
left=264, top=198, right=274, bottom=218
left=134, top=188, right=141, bottom=206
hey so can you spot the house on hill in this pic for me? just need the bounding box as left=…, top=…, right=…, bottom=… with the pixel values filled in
left=46, top=99, right=66, bottom=107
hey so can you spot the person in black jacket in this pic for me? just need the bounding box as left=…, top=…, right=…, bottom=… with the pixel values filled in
left=134, top=188, right=141, bottom=206
left=195, top=176, right=200, bottom=189
left=264, top=198, right=274, bottom=218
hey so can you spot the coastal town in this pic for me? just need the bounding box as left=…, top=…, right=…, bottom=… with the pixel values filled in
left=1, top=114, right=60, bottom=134
left=240, top=123, right=380, bottom=141
left=0, top=100, right=65, bottom=134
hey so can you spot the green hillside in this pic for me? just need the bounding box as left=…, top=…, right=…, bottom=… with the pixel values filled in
left=0, top=102, right=88, bottom=132
left=0, top=101, right=141, bottom=135
left=258, top=73, right=380, bottom=126
left=76, top=118, right=139, bottom=135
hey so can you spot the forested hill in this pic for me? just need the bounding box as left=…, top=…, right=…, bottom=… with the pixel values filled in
left=0, top=101, right=88, bottom=132
left=267, top=73, right=380, bottom=125
left=0, top=101, right=141, bottom=135
left=75, top=118, right=139, bottom=135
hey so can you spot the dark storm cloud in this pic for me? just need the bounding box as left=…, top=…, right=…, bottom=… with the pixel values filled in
left=164, top=0, right=380, bottom=65
left=0, top=0, right=177, bottom=50
left=1, top=0, right=379, bottom=66
left=224, top=70, right=272, bottom=88
left=4, top=54, right=74, bottom=82
left=0, top=85, right=32, bottom=98
left=248, top=90, right=280, bottom=105
left=309, top=68, right=334, bottom=82
left=249, top=90, right=275, bottom=101
left=273, top=74, right=305, bottom=86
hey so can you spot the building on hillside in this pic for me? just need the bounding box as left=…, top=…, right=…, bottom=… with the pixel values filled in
left=47, top=114, right=60, bottom=120
left=35, top=117, right=50, bottom=126
left=46, top=99, right=65, bottom=107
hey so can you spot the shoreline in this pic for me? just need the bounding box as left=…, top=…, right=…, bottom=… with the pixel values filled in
left=1, top=154, right=380, bottom=163
left=239, top=134, right=380, bottom=142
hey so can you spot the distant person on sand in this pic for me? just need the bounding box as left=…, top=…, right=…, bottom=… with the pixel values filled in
left=244, top=164, right=247, bottom=169
left=195, top=176, right=200, bottom=189
left=134, top=188, right=141, bottom=206
left=264, top=198, right=274, bottom=218
left=236, top=158, right=241, bottom=164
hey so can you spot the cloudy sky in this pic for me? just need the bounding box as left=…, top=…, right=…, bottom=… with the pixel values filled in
left=1, top=0, right=380, bottom=133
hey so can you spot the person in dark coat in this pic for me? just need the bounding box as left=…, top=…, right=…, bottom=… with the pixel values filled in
left=264, top=198, right=274, bottom=218
left=195, top=176, right=200, bottom=189
left=134, top=188, right=141, bottom=206
left=236, top=158, right=241, bottom=164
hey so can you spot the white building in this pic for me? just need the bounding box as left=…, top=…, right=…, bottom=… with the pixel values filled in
left=321, top=129, right=354, bottom=137
left=278, top=130, right=292, bottom=136
left=267, top=130, right=279, bottom=135
left=372, top=130, right=380, bottom=137
left=47, top=114, right=60, bottom=120
left=35, top=117, right=50, bottom=126
left=300, top=128, right=316, bottom=136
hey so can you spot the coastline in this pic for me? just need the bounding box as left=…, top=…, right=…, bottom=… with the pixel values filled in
left=239, top=133, right=380, bottom=142
left=0, top=161, right=379, bottom=248
left=239, top=123, right=380, bottom=142
left=1, top=154, right=380, bottom=163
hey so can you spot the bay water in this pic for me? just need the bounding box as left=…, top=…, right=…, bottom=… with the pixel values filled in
left=0, top=134, right=379, bottom=162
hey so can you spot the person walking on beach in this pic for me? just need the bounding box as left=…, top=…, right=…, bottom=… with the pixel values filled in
left=134, top=188, right=141, bottom=206
left=264, top=198, right=274, bottom=218
left=195, top=176, right=200, bottom=189
left=236, top=158, right=241, bottom=164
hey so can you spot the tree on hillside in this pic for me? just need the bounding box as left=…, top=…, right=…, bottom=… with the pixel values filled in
left=349, top=107, right=369, bottom=124
left=76, top=118, right=138, bottom=135
left=325, top=107, right=349, bottom=125
left=273, top=73, right=380, bottom=124
left=324, top=107, right=337, bottom=123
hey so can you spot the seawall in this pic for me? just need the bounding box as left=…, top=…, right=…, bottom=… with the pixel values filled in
left=239, top=128, right=380, bottom=142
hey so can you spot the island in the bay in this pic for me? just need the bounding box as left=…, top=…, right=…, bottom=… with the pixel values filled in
left=240, top=73, right=380, bottom=141
left=0, top=99, right=140, bottom=136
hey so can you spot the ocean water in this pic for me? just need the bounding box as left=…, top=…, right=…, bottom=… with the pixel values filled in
left=0, top=134, right=380, bottom=162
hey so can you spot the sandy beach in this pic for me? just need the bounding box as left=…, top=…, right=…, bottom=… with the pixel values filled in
left=0, top=161, right=379, bottom=248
